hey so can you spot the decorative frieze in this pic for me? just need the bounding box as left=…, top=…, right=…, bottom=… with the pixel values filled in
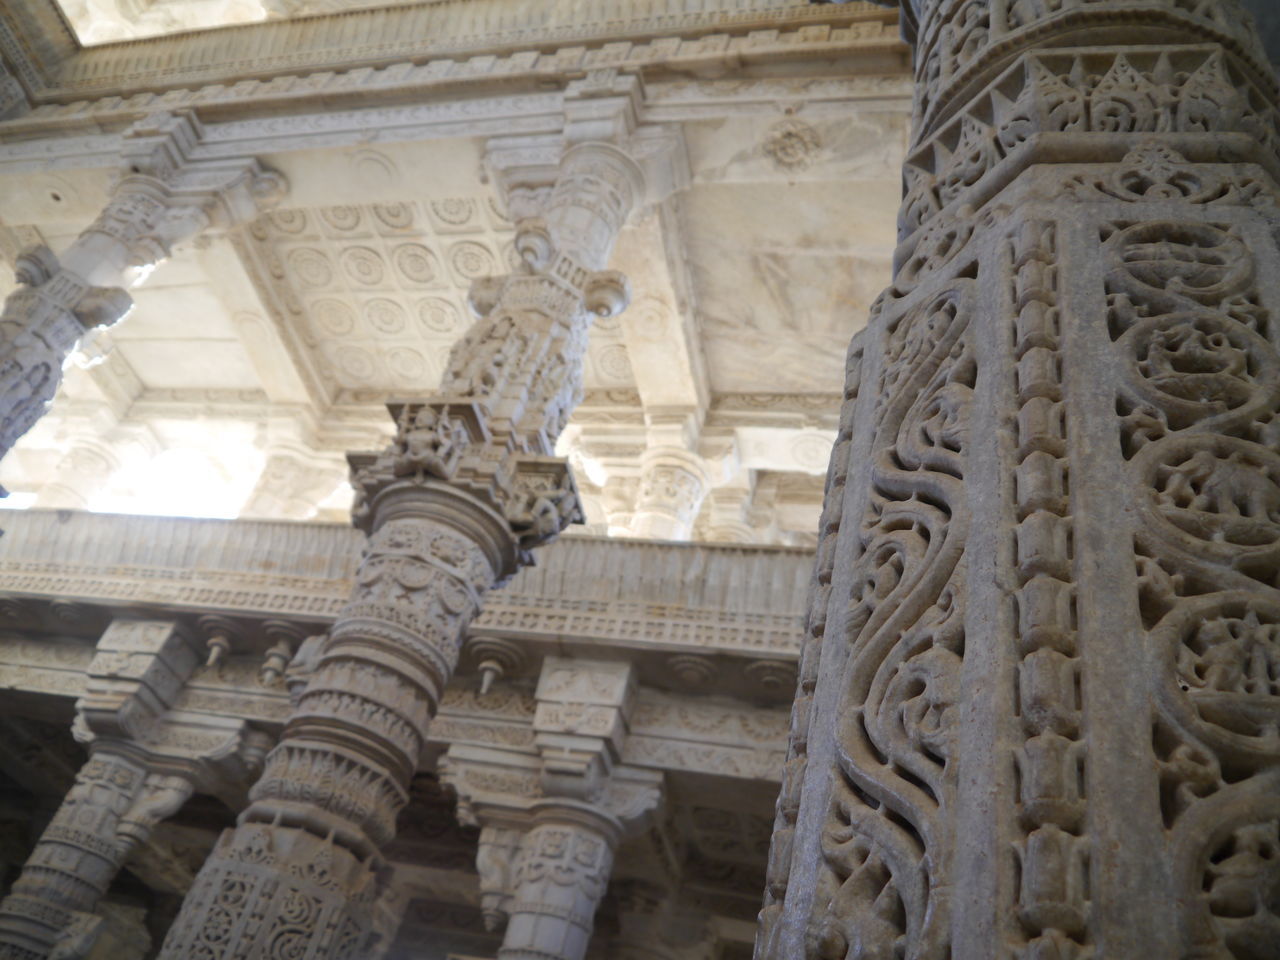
left=0, top=511, right=809, bottom=657
left=0, top=0, right=899, bottom=106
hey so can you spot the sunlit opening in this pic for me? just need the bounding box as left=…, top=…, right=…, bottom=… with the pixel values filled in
left=89, top=447, right=264, bottom=519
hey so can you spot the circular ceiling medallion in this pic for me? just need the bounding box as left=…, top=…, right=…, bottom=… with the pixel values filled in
left=364, top=298, right=408, bottom=336
left=321, top=206, right=362, bottom=232
left=269, top=209, right=307, bottom=234
left=340, top=247, right=386, bottom=286
left=286, top=247, right=333, bottom=287
left=373, top=203, right=415, bottom=230
left=431, top=198, right=475, bottom=226
left=417, top=297, right=460, bottom=334
left=597, top=344, right=632, bottom=381
left=392, top=243, right=440, bottom=285
left=311, top=298, right=356, bottom=337
left=449, top=241, right=497, bottom=279
left=337, top=345, right=377, bottom=383
left=386, top=346, right=428, bottom=381
left=790, top=433, right=833, bottom=471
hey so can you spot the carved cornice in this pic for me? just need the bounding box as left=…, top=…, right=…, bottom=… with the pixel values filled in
left=0, top=0, right=900, bottom=125
left=0, top=511, right=809, bottom=656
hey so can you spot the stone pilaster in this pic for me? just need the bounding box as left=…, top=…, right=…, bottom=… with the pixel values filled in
left=0, top=619, right=268, bottom=960
left=704, top=482, right=758, bottom=544
left=0, top=111, right=285, bottom=469
left=156, top=111, right=647, bottom=959
left=759, top=2, right=1280, bottom=960
left=32, top=422, right=157, bottom=511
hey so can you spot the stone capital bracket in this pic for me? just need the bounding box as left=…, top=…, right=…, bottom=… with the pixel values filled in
left=116, top=110, right=289, bottom=221
left=348, top=401, right=584, bottom=555
left=485, top=121, right=686, bottom=221
left=57, top=110, right=290, bottom=278
left=73, top=618, right=274, bottom=806
left=562, top=68, right=644, bottom=144
left=440, top=745, right=664, bottom=933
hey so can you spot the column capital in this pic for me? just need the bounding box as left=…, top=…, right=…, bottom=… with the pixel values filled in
left=74, top=617, right=272, bottom=803
left=630, top=445, right=712, bottom=541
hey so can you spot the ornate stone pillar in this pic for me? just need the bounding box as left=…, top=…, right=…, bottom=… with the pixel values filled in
left=0, top=752, right=189, bottom=960
left=443, top=657, right=663, bottom=960
left=157, top=115, right=647, bottom=958
left=0, top=111, right=285, bottom=470
left=502, top=804, right=620, bottom=960
left=0, top=619, right=269, bottom=960
left=759, top=2, right=1280, bottom=960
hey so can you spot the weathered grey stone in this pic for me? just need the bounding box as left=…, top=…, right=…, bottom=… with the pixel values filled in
left=758, top=2, right=1280, bottom=959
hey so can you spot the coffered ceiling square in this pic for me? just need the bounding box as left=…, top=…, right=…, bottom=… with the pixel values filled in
left=252, top=198, right=517, bottom=394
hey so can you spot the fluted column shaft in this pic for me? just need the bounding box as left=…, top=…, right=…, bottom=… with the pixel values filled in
left=759, top=2, right=1280, bottom=959
left=157, top=139, right=643, bottom=960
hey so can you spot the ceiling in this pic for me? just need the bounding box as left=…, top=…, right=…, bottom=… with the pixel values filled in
left=0, top=93, right=909, bottom=539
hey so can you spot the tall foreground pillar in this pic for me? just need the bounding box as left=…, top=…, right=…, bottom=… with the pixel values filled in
left=157, top=136, right=644, bottom=960
left=760, top=2, right=1280, bottom=959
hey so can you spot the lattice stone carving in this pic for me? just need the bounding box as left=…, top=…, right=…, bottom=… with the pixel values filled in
left=760, top=2, right=1280, bottom=959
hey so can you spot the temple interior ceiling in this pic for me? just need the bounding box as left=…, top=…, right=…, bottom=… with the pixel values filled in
left=0, top=94, right=908, bottom=537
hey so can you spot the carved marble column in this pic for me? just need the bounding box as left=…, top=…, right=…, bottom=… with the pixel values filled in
left=443, top=657, right=663, bottom=960
left=759, top=2, right=1280, bottom=960
left=502, top=804, right=620, bottom=960
left=0, top=111, right=284, bottom=470
left=157, top=127, right=645, bottom=959
left=0, top=752, right=189, bottom=960
left=0, top=619, right=268, bottom=960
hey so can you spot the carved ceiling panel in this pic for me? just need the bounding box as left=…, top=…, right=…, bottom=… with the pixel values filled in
left=251, top=196, right=634, bottom=399
left=690, top=192, right=895, bottom=393
left=255, top=197, right=505, bottom=395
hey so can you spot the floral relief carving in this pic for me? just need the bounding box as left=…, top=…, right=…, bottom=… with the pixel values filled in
left=763, top=4, right=1280, bottom=958
left=801, top=279, right=977, bottom=960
